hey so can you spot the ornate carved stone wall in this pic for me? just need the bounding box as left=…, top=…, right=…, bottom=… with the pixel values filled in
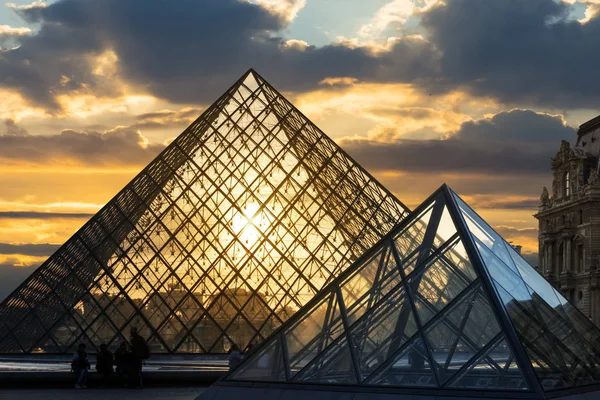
left=535, top=120, right=600, bottom=326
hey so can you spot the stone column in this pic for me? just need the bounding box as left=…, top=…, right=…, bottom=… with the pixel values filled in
left=566, top=238, right=572, bottom=272
left=548, top=241, right=554, bottom=276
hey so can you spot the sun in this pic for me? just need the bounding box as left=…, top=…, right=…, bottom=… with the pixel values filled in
left=231, top=202, right=263, bottom=249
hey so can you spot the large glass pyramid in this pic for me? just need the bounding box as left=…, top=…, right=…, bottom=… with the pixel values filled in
left=221, top=185, right=600, bottom=397
left=0, top=70, right=409, bottom=354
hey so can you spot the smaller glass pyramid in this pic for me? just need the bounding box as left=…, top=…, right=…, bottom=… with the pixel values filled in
left=221, top=185, right=600, bottom=398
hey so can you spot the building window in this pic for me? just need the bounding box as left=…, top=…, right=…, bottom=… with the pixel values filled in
left=578, top=290, right=584, bottom=302
left=564, top=171, right=570, bottom=196
left=579, top=209, right=584, bottom=225
left=577, top=244, right=584, bottom=272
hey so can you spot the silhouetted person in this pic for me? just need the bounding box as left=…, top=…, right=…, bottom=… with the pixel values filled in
left=228, top=345, right=243, bottom=370
left=114, top=341, right=132, bottom=387
left=71, top=343, right=90, bottom=389
left=130, top=327, right=149, bottom=388
left=95, top=343, right=114, bottom=387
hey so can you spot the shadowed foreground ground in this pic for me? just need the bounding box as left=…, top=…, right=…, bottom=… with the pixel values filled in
left=0, top=387, right=205, bottom=400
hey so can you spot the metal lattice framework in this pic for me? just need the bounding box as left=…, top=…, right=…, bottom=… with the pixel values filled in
left=0, top=70, right=409, bottom=354
left=224, top=185, right=600, bottom=398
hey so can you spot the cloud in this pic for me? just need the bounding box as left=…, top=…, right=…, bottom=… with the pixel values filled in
left=341, top=109, right=575, bottom=175
left=420, top=0, right=600, bottom=108
left=130, top=107, right=203, bottom=131
left=252, top=0, right=307, bottom=23
left=6, top=1, right=47, bottom=12
left=0, top=211, right=93, bottom=219
left=0, top=125, right=164, bottom=167
left=1, top=0, right=599, bottom=111
left=358, top=0, right=416, bottom=38
left=451, top=110, right=573, bottom=147
left=462, top=195, right=540, bottom=210
left=0, top=24, right=31, bottom=42
left=3, top=119, right=28, bottom=136
left=0, top=243, right=59, bottom=257
left=358, top=0, right=439, bottom=39
left=0, top=0, right=439, bottom=110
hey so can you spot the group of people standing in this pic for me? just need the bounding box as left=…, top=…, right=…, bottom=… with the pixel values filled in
left=71, top=327, right=149, bottom=389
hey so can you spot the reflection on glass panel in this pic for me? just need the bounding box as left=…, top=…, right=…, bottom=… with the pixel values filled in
left=343, top=247, right=403, bottom=326
left=229, top=337, right=286, bottom=382
left=507, top=245, right=562, bottom=309
left=447, top=288, right=501, bottom=350
left=401, top=251, right=421, bottom=277
left=350, top=285, right=417, bottom=378
left=433, top=206, right=457, bottom=248
left=293, top=336, right=357, bottom=384
left=493, top=283, right=574, bottom=389
left=366, top=335, right=437, bottom=388
left=411, top=240, right=477, bottom=325
left=554, top=290, right=600, bottom=356
left=449, top=338, right=529, bottom=391
left=453, top=193, right=517, bottom=273
left=285, top=293, right=344, bottom=376
left=424, top=288, right=484, bottom=383
left=476, top=240, right=532, bottom=303
left=341, top=249, right=385, bottom=325
left=393, top=205, right=433, bottom=263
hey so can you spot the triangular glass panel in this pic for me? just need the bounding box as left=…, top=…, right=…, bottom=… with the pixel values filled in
left=350, top=284, right=417, bottom=378
left=229, top=337, right=286, bottom=382
left=285, top=292, right=344, bottom=376
left=365, top=334, right=437, bottom=388
left=448, top=337, right=529, bottom=391
left=292, top=335, right=358, bottom=384
left=409, top=238, right=477, bottom=325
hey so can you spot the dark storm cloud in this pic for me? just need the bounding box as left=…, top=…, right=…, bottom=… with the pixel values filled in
left=1, top=0, right=439, bottom=109
left=342, top=109, right=575, bottom=175
left=0, top=243, right=59, bottom=256
left=0, top=126, right=164, bottom=166
left=343, top=138, right=551, bottom=174
left=454, top=110, right=574, bottom=146
left=2, top=0, right=597, bottom=111
left=0, top=211, right=93, bottom=219
left=421, top=0, right=600, bottom=108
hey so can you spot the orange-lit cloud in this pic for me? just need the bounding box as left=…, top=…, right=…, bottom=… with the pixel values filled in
left=0, top=216, right=88, bottom=244
left=0, top=254, right=48, bottom=268
left=294, top=82, right=500, bottom=141
left=0, top=125, right=164, bottom=168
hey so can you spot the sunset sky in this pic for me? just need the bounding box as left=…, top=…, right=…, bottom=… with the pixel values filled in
left=0, top=0, right=599, bottom=300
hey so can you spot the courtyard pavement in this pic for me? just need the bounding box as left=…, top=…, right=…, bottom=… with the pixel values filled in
left=0, top=387, right=205, bottom=400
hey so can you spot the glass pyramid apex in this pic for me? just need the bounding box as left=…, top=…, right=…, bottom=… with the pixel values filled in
left=0, top=69, right=409, bottom=355
left=221, top=185, right=600, bottom=398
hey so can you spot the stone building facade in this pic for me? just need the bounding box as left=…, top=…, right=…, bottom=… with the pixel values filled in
left=535, top=116, right=600, bottom=325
